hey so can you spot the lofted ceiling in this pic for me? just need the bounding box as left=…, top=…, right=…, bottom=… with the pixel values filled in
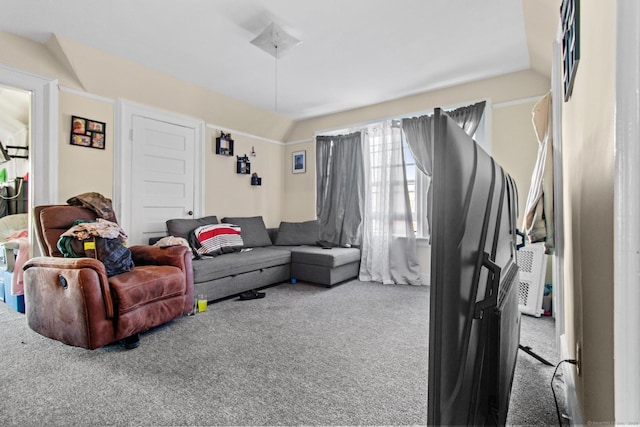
left=0, top=0, right=559, bottom=121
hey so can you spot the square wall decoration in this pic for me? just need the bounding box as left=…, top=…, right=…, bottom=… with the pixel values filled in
left=71, top=115, right=106, bottom=149
left=561, top=0, right=580, bottom=101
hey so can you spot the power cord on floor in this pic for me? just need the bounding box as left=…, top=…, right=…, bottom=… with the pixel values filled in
left=551, top=359, right=577, bottom=426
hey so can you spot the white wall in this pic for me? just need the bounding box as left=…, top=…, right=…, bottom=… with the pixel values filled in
left=560, top=0, right=616, bottom=422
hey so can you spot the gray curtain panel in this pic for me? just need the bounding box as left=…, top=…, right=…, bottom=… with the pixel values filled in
left=445, top=100, right=486, bottom=137
left=401, top=114, right=434, bottom=177
left=316, top=132, right=364, bottom=246
left=401, top=101, right=486, bottom=241
left=401, top=100, right=486, bottom=176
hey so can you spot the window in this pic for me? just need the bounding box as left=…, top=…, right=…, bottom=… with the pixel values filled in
left=317, top=99, right=488, bottom=242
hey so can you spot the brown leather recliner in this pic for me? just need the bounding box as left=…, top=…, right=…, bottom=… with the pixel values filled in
left=23, top=205, right=194, bottom=350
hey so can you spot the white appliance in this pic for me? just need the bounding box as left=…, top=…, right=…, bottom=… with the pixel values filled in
left=517, top=242, right=547, bottom=317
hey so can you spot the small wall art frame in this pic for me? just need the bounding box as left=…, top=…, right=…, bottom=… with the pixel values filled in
left=561, top=0, right=580, bottom=101
left=292, top=150, right=306, bottom=174
left=215, top=131, right=234, bottom=156
left=70, top=115, right=106, bottom=149
left=236, top=154, right=251, bottom=175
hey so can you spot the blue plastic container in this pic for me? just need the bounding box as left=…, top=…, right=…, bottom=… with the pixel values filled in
left=3, top=271, right=25, bottom=313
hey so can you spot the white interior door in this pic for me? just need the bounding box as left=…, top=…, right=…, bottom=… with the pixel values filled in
left=113, top=100, right=205, bottom=245
left=116, top=101, right=204, bottom=246
left=129, top=115, right=196, bottom=245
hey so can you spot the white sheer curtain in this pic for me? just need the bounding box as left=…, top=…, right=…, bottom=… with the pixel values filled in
left=359, top=121, right=421, bottom=285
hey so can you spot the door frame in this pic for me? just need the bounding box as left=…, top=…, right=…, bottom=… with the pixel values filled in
left=614, top=0, right=640, bottom=422
left=0, top=64, right=59, bottom=255
left=550, top=34, right=565, bottom=348
left=115, top=100, right=205, bottom=238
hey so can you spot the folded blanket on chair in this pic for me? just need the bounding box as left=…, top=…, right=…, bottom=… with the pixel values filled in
left=67, top=192, right=118, bottom=223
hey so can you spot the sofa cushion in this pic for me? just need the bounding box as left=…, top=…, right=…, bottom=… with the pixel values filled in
left=221, top=216, right=272, bottom=248
left=290, top=246, right=361, bottom=268
left=166, top=216, right=219, bottom=240
left=191, top=247, right=291, bottom=283
left=274, top=220, right=319, bottom=246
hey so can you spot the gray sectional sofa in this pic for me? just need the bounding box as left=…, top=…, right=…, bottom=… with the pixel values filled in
left=164, top=215, right=361, bottom=302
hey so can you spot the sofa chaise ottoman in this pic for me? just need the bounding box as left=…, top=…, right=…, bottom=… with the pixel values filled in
left=289, top=246, right=361, bottom=287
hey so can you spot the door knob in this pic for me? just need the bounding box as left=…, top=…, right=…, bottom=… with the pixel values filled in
left=187, top=210, right=194, bottom=216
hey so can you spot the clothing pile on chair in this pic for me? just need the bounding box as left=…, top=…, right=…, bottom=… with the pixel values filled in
left=56, top=193, right=134, bottom=277
left=66, top=192, right=118, bottom=223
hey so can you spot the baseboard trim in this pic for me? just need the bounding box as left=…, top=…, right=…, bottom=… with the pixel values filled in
left=560, top=334, right=583, bottom=425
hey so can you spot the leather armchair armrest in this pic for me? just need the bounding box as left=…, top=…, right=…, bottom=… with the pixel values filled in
left=23, top=256, right=120, bottom=349
left=128, top=246, right=194, bottom=314
left=128, top=245, right=192, bottom=273
left=23, top=256, right=114, bottom=318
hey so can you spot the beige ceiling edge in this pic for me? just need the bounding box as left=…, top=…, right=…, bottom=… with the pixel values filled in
left=0, top=31, right=78, bottom=87
left=522, top=0, right=562, bottom=78
left=45, top=34, right=86, bottom=91
left=285, top=69, right=551, bottom=143
left=46, top=34, right=295, bottom=142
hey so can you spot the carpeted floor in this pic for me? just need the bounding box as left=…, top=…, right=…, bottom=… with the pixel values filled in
left=509, top=311, right=568, bottom=426
left=0, top=280, right=564, bottom=426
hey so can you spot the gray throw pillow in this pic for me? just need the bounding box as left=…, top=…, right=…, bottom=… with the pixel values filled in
left=221, top=216, right=272, bottom=247
left=274, top=220, right=319, bottom=246
left=166, top=215, right=219, bottom=239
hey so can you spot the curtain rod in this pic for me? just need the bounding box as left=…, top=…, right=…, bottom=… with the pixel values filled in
left=314, top=97, right=491, bottom=137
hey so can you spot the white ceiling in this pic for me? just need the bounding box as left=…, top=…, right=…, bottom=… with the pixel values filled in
left=1, top=0, right=532, bottom=120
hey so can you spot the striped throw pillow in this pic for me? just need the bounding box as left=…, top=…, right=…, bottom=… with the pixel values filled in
left=193, top=224, right=244, bottom=256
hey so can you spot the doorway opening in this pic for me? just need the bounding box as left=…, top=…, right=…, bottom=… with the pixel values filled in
left=0, top=64, right=59, bottom=256
left=0, top=85, right=30, bottom=218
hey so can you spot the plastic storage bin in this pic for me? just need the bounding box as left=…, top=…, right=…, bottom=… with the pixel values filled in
left=2, top=270, right=25, bottom=313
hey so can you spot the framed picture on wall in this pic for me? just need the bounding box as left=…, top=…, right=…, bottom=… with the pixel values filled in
left=292, top=150, right=306, bottom=174
left=71, top=134, right=91, bottom=147
left=561, top=0, right=580, bottom=101
left=70, top=115, right=106, bottom=150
